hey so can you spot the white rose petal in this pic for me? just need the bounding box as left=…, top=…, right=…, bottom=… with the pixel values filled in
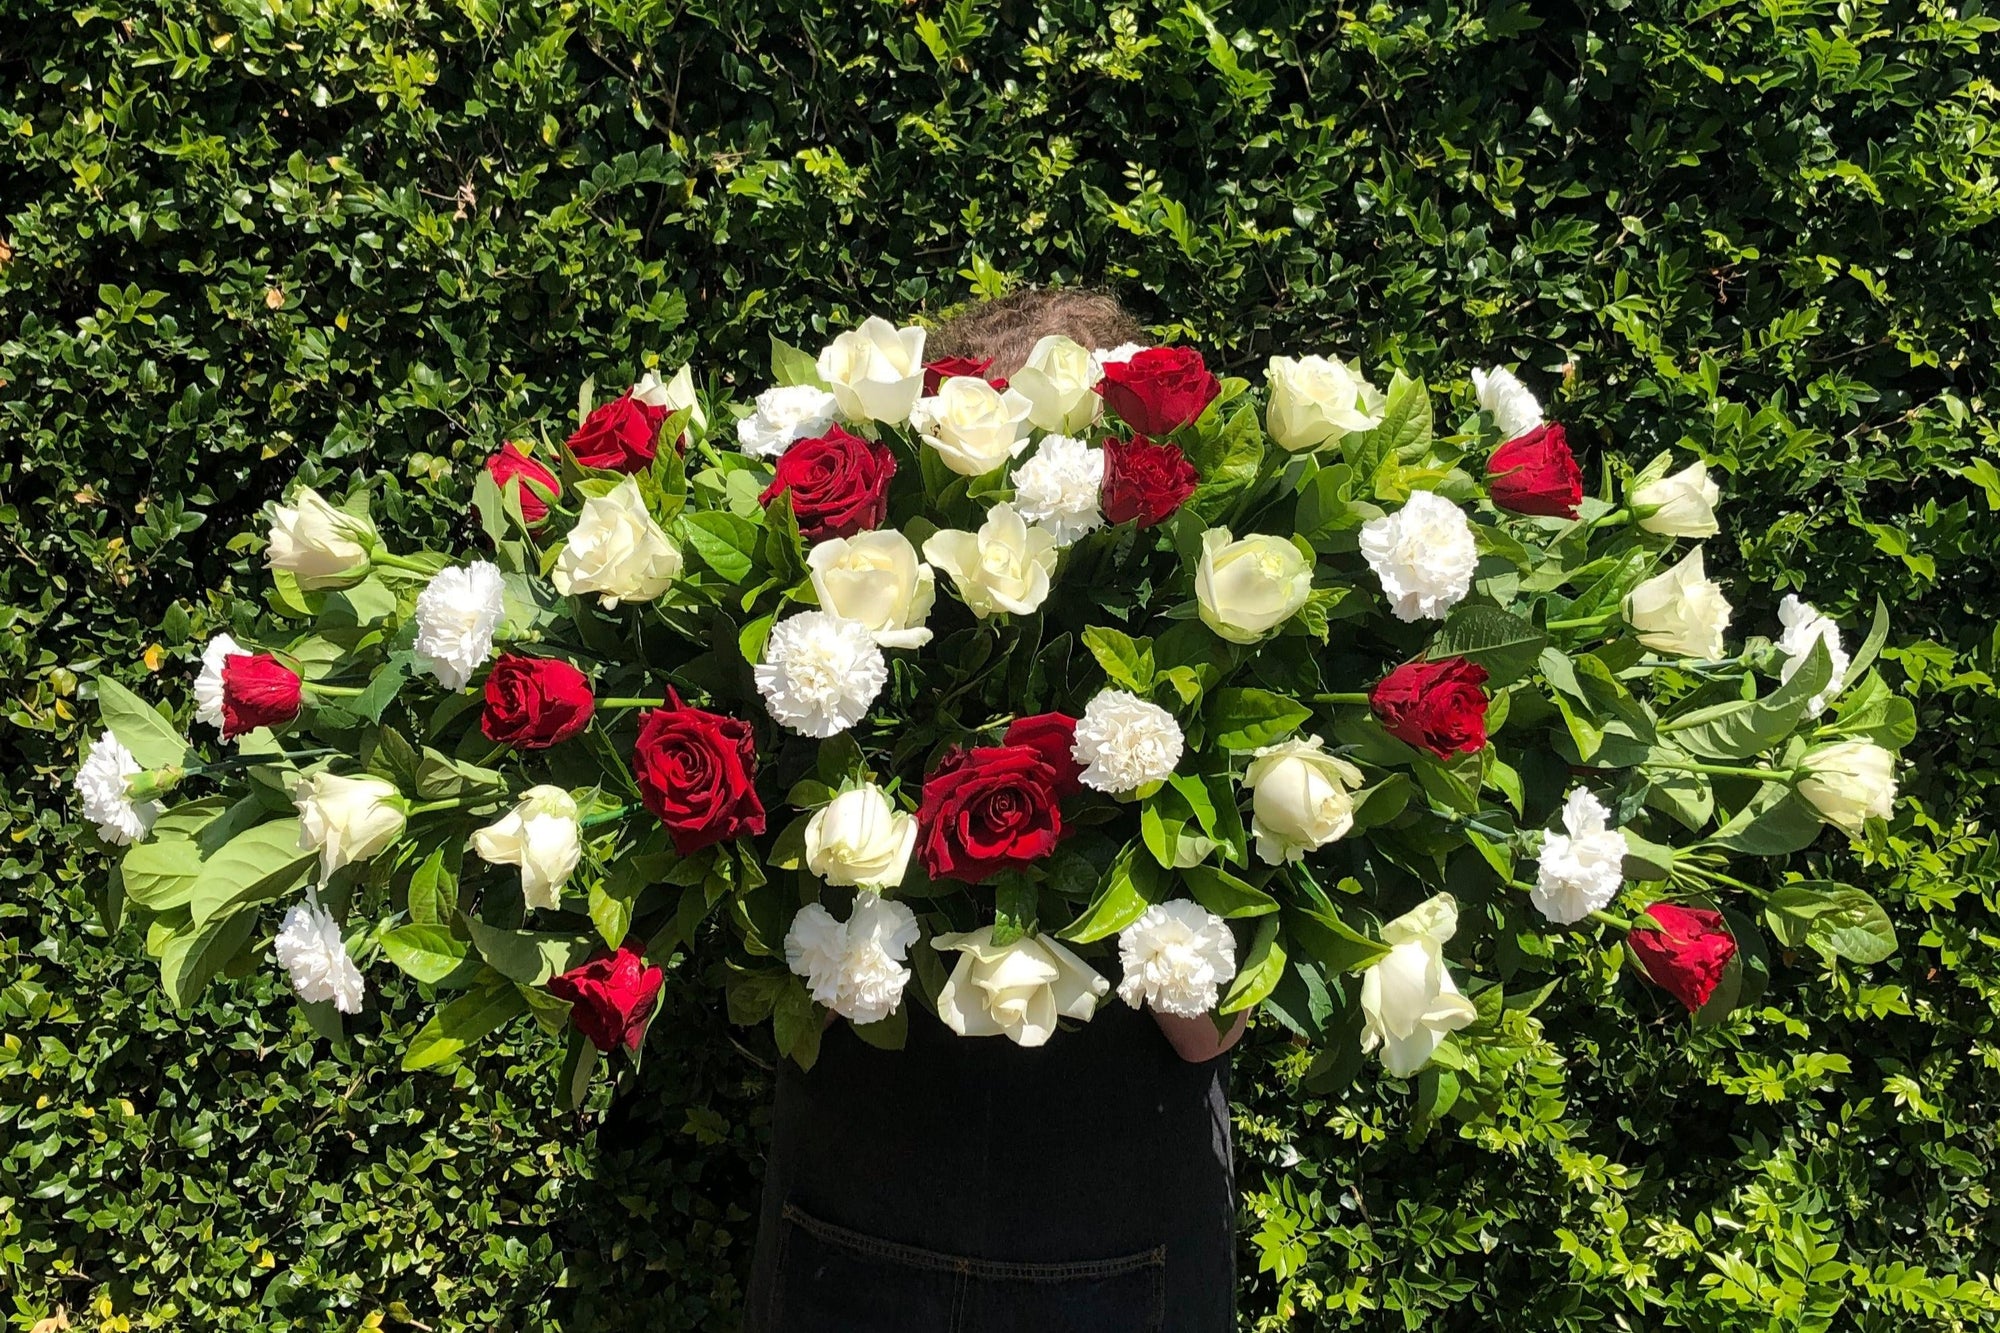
left=1471, top=366, right=1544, bottom=441
left=274, top=898, right=367, bottom=1014
left=1243, top=734, right=1364, bottom=865
left=755, top=611, right=888, bottom=738
left=784, top=894, right=920, bottom=1026
left=1091, top=342, right=1148, bottom=371
left=736, top=384, right=840, bottom=459
left=1532, top=788, right=1630, bottom=925
left=1010, top=335, right=1102, bottom=435
left=1265, top=355, right=1388, bottom=453
left=1360, top=894, right=1479, bottom=1077
left=1011, top=433, right=1105, bottom=546
left=75, top=731, right=161, bottom=846
left=1799, top=741, right=1897, bottom=835
left=1070, top=689, right=1184, bottom=794
left=1632, top=461, right=1721, bottom=538
left=194, top=632, right=249, bottom=732
left=1194, top=528, right=1314, bottom=643
left=911, top=376, right=1035, bottom=477
left=470, top=786, right=582, bottom=911
left=551, top=477, right=683, bottom=608
left=923, top=504, right=1059, bottom=619
left=295, top=772, right=408, bottom=880
left=633, top=364, right=706, bottom=431
left=414, top=561, right=507, bottom=691
left=1777, top=595, right=1850, bottom=715
left=806, top=531, right=936, bottom=649
left=1624, top=547, right=1732, bottom=659
left=805, top=784, right=918, bottom=889
left=1359, top=491, right=1478, bottom=622
left=934, top=927, right=1110, bottom=1047
left=816, top=317, right=927, bottom=425
left=266, top=487, right=377, bottom=589
left=1116, top=901, right=1238, bottom=1017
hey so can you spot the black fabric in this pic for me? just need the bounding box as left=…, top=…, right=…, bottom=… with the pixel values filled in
left=745, top=995, right=1236, bottom=1332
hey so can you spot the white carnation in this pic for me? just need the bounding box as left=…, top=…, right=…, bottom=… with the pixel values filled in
left=193, top=632, right=248, bottom=732
left=414, top=561, right=507, bottom=690
left=1532, top=788, right=1630, bottom=925
left=1071, top=689, right=1184, bottom=793
left=76, top=730, right=161, bottom=846
left=1116, top=901, right=1238, bottom=1017
left=1092, top=342, right=1148, bottom=370
left=736, top=384, right=839, bottom=459
left=274, top=898, right=366, bottom=1013
left=1776, top=595, right=1850, bottom=715
left=784, top=894, right=920, bottom=1025
left=1471, top=366, right=1544, bottom=441
left=1359, top=490, right=1477, bottom=622
left=755, top=611, right=887, bottom=738
left=1010, top=434, right=1105, bottom=546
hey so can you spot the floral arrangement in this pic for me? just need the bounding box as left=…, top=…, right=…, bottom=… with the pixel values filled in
left=76, top=320, right=1912, bottom=1110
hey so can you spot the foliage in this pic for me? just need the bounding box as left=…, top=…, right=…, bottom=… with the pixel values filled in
left=3, top=0, right=1997, bottom=1329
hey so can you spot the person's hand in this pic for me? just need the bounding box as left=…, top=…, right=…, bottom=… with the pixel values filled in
left=1151, top=1007, right=1249, bottom=1063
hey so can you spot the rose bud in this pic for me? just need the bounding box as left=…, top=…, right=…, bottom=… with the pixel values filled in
left=548, top=943, right=665, bottom=1053
left=1101, top=436, right=1200, bottom=527
left=1628, top=903, right=1736, bottom=1012
left=566, top=392, right=664, bottom=473
left=482, top=654, right=595, bottom=750
left=915, top=744, right=1063, bottom=883
left=220, top=653, right=303, bottom=739
left=485, top=443, right=561, bottom=527
left=1369, top=658, right=1490, bottom=758
left=632, top=693, right=767, bottom=855
left=1003, top=713, right=1085, bottom=798
left=922, top=355, right=1006, bottom=396
left=758, top=425, right=897, bottom=542
left=1096, top=346, right=1221, bottom=437
left=1485, top=423, right=1583, bottom=518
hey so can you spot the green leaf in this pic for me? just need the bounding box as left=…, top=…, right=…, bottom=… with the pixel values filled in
left=461, top=917, right=600, bottom=985
left=588, top=878, right=636, bottom=950
left=1770, top=882, right=1899, bottom=964
left=159, top=908, right=259, bottom=1011
left=1704, top=786, right=1824, bottom=856
left=851, top=1003, right=909, bottom=1052
left=1283, top=902, right=1390, bottom=974
left=1662, top=639, right=1832, bottom=761
left=770, top=335, right=826, bottom=388
left=1429, top=605, right=1548, bottom=687
left=95, top=676, right=189, bottom=770
left=381, top=924, right=475, bottom=985
left=1057, top=843, right=1165, bottom=943
left=185, top=819, right=316, bottom=927
left=402, top=972, right=528, bottom=1071
left=1181, top=863, right=1279, bottom=918
left=120, top=835, right=206, bottom=910
left=1220, top=916, right=1286, bottom=1014
left=772, top=976, right=823, bottom=1070
left=1081, top=626, right=1155, bottom=692
left=682, top=510, right=762, bottom=583
left=1206, top=687, right=1310, bottom=750
left=992, top=876, right=1039, bottom=946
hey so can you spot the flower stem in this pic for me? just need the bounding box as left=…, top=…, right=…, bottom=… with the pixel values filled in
left=580, top=804, right=635, bottom=829
left=597, top=697, right=666, bottom=709
left=371, top=550, right=437, bottom=575
left=303, top=681, right=365, bottom=698
left=1646, top=760, right=1794, bottom=782
left=1546, top=610, right=1621, bottom=631
left=1313, top=692, right=1372, bottom=706
left=1589, top=508, right=1632, bottom=530
left=409, top=796, right=482, bottom=816
left=1589, top=908, right=1634, bottom=930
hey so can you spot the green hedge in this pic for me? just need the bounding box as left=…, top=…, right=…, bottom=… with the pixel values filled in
left=6, top=1, right=2000, bottom=1328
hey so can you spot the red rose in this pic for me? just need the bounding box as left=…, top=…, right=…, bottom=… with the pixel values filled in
left=1003, top=713, right=1084, bottom=798
left=1370, top=658, right=1490, bottom=757
left=220, top=654, right=302, bottom=739
left=1629, top=904, right=1737, bottom=1012
left=567, top=392, right=664, bottom=473
left=481, top=654, right=595, bottom=750
left=632, top=694, right=767, bottom=855
left=1485, top=423, right=1583, bottom=518
left=1096, top=346, right=1220, bottom=436
left=485, top=442, right=561, bottom=527
left=758, top=425, right=896, bottom=542
left=923, top=356, right=1008, bottom=396
left=548, top=943, right=664, bottom=1053
left=1101, top=436, right=1200, bottom=527
left=916, top=744, right=1063, bottom=883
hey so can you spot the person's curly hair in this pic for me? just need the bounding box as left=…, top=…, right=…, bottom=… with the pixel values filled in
left=926, top=288, right=1146, bottom=378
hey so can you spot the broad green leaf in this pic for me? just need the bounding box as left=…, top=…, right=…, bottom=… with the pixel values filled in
left=381, top=923, right=475, bottom=984
left=1181, top=863, right=1279, bottom=918
left=1428, top=605, right=1547, bottom=686
left=1704, top=786, right=1824, bottom=856
left=402, top=972, right=528, bottom=1071
left=1058, top=843, right=1165, bottom=943
left=95, top=676, right=188, bottom=770
left=1283, top=903, right=1390, bottom=974
left=1661, top=639, right=1832, bottom=761
left=1220, top=916, right=1287, bottom=1014
left=462, top=917, right=600, bottom=985
left=1081, top=626, right=1155, bottom=692
left=771, top=335, right=826, bottom=388
left=851, top=1003, right=909, bottom=1052
left=159, top=908, right=259, bottom=1011
left=682, top=509, right=762, bottom=583
left=1206, top=687, right=1310, bottom=750
left=186, top=819, right=316, bottom=926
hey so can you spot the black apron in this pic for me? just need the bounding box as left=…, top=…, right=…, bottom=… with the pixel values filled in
left=744, top=988, right=1237, bottom=1333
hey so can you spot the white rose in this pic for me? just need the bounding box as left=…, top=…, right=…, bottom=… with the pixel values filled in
left=414, top=561, right=507, bottom=691
left=551, top=478, right=683, bottom=608
left=632, top=363, right=707, bottom=431
left=805, top=784, right=917, bottom=889
left=75, top=730, right=162, bottom=846
left=754, top=611, right=888, bottom=738
left=1009, top=335, right=1102, bottom=434
left=1358, top=491, right=1477, bottom=622
left=1243, top=734, right=1365, bottom=865
left=1799, top=741, right=1897, bottom=835
left=1624, top=547, right=1732, bottom=659
left=933, top=927, right=1110, bottom=1047
left=1360, top=893, right=1479, bottom=1077
left=266, top=487, right=377, bottom=590
left=295, top=772, right=408, bottom=880
left=736, top=383, right=840, bottom=459
left=1777, top=594, right=1850, bottom=714
left=1265, top=355, right=1388, bottom=453
left=784, top=894, right=920, bottom=1026
left=1630, top=461, right=1721, bottom=538
left=923, top=504, right=1059, bottom=618
left=1194, top=528, right=1315, bottom=644
left=1009, top=433, right=1105, bottom=546
left=274, top=898, right=366, bottom=1014
left=806, top=531, right=936, bottom=649
left=194, top=632, right=248, bottom=732
left=816, top=317, right=927, bottom=424
left=1471, top=366, right=1544, bottom=441
left=1116, top=901, right=1238, bottom=1017
left=1531, top=788, right=1629, bottom=925
left=910, top=376, right=1035, bottom=477
left=470, top=785, right=582, bottom=911
left=1092, top=342, right=1148, bottom=370
left=1071, top=689, right=1185, bottom=793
